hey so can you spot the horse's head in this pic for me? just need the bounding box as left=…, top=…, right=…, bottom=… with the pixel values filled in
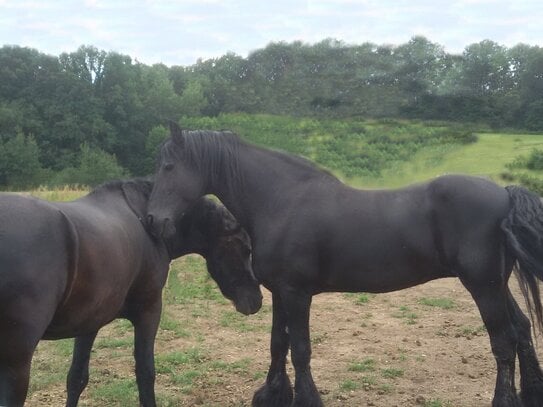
left=147, top=123, right=207, bottom=239
left=205, top=211, right=262, bottom=316
left=175, top=199, right=261, bottom=315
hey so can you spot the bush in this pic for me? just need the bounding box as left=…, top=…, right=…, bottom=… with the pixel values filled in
left=0, top=133, right=44, bottom=190
left=50, top=143, right=127, bottom=187
left=526, top=149, right=543, bottom=171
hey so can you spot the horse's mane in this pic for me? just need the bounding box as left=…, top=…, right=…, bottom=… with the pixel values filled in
left=89, top=177, right=153, bottom=199
left=261, top=147, right=339, bottom=182
left=162, top=129, right=243, bottom=194
left=163, top=129, right=339, bottom=190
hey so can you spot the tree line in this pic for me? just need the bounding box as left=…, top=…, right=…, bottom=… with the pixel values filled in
left=0, top=36, right=542, bottom=189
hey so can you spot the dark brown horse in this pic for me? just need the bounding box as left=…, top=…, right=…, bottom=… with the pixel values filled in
left=147, top=125, right=543, bottom=407
left=0, top=179, right=262, bottom=406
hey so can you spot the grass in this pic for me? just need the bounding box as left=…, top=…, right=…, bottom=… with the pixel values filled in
left=381, top=367, right=404, bottom=379
left=352, top=132, right=543, bottom=188
left=392, top=305, right=419, bottom=325
left=28, top=185, right=88, bottom=201
left=349, top=358, right=376, bottom=373
left=339, top=379, right=360, bottom=391
left=418, top=297, right=456, bottom=310
left=89, top=378, right=139, bottom=405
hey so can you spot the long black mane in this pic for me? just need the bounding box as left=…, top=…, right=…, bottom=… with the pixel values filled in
left=162, top=129, right=243, bottom=195
left=162, top=129, right=339, bottom=193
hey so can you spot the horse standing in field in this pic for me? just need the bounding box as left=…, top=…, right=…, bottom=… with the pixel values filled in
left=147, top=124, right=543, bottom=407
left=0, top=179, right=262, bottom=407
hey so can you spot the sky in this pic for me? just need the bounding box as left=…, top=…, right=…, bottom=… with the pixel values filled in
left=1, top=0, right=542, bottom=66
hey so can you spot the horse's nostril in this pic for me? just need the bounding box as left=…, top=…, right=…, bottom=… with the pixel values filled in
left=147, top=214, right=154, bottom=226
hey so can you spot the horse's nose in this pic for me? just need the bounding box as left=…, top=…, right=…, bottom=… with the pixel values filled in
left=147, top=214, right=154, bottom=226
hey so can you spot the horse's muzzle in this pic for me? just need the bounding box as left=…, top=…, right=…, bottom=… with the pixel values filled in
left=147, top=214, right=176, bottom=239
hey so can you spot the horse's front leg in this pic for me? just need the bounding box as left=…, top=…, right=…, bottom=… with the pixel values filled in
left=66, top=331, right=98, bottom=407
left=283, top=289, right=323, bottom=407
left=252, top=291, right=293, bottom=407
left=131, top=300, right=162, bottom=407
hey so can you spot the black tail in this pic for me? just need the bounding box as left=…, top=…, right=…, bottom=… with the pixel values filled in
left=502, top=185, right=543, bottom=334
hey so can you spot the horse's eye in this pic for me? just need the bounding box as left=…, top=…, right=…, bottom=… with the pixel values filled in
left=164, top=163, right=174, bottom=171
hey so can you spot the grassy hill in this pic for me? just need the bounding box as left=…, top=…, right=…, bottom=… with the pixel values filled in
left=355, top=132, right=543, bottom=188
left=179, top=114, right=543, bottom=191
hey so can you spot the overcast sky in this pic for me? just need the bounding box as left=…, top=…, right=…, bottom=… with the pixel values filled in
left=1, top=0, right=542, bottom=66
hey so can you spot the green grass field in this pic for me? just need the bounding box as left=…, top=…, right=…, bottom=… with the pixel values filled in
left=349, top=132, right=543, bottom=188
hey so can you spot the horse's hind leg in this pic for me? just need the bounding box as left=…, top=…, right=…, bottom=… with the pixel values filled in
left=507, top=290, right=543, bottom=406
left=0, top=319, right=43, bottom=406
left=252, top=291, right=293, bottom=407
left=0, top=351, right=33, bottom=406
left=463, top=281, right=522, bottom=407
left=66, top=331, right=98, bottom=407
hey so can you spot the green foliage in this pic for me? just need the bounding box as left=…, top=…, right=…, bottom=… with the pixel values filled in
left=503, top=148, right=543, bottom=194
left=181, top=114, right=477, bottom=179
left=0, top=133, right=44, bottom=189
left=50, top=143, right=126, bottom=187
left=1, top=37, right=543, bottom=188
left=143, top=125, right=169, bottom=173
left=179, top=80, right=208, bottom=116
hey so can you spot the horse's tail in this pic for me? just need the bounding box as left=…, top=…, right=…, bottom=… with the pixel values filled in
left=502, top=185, right=543, bottom=334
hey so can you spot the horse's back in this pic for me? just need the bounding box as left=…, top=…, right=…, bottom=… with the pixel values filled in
left=272, top=175, right=511, bottom=292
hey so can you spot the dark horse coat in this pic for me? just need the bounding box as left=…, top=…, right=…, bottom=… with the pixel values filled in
left=148, top=125, right=543, bottom=407
left=0, top=179, right=262, bottom=407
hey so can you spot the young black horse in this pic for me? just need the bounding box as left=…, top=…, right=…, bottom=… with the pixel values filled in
left=148, top=125, right=543, bottom=407
left=0, top=179, right=262, bottom=406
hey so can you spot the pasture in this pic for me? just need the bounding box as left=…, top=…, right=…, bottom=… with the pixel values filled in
left=26, top=258, right=542, bottom=406
left=23, top=127, right=543, bottom=406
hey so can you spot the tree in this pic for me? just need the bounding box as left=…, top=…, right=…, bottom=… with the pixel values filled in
left=143, top=125, right=169, bottom=174
left=0, top=133, right=43, bottom=189
left=460, top=40, right=510, bottom=96
left=52, top=143, right=126, bottom=187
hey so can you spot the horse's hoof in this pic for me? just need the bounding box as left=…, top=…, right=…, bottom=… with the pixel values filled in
left=252, top=376, right=293, bottom=407
left=492, top=394, right=523, bottom=407
left=292, top=396, right=324, bottom=407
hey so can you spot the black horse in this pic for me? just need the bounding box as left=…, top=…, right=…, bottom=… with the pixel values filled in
left=0, top=178, right=262, bottom=406
left=147, top=125, right=543, bottom=407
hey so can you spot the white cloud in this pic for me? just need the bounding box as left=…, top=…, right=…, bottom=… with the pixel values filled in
left=1, top=0, right=542, bottom=65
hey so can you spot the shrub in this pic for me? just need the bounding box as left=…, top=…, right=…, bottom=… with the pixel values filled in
left=50, top=143, right=127, bottom=187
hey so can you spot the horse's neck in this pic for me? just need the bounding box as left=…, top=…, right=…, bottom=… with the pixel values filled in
left=211, top=144, right=320, bottom=230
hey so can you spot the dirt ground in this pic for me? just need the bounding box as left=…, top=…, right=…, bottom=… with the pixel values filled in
left=27, top=276, right=542, bottom=407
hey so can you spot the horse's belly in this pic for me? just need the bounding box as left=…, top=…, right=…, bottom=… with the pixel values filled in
left=43, top=287, right=131, bottom=339
left=320, top=249, right=449, bottom=294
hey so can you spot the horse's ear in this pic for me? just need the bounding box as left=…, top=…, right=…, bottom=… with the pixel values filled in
left=121, top=181, right=147, bottom=220
left=169, top=120, right=184, bottom=146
